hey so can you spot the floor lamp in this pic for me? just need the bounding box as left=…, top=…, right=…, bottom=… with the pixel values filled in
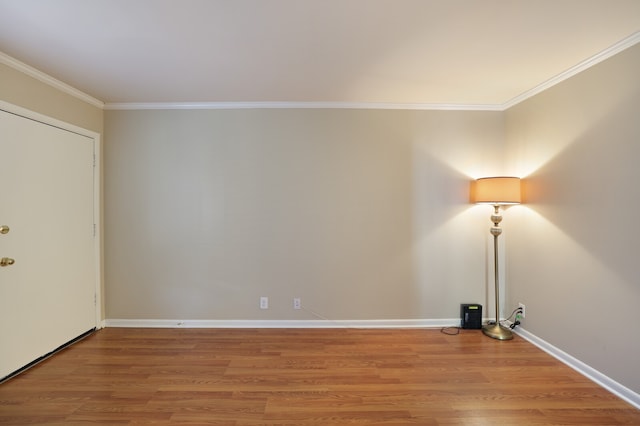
left=473, top=177, right=521, bottom=340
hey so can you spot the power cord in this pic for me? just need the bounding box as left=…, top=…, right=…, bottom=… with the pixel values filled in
left=485, top=306, right=523, bottom=329
left=503, top=306, right=523, bottom=322
left=440, top=326, right=460, bottom=335
left=509, top=313, right=522, bottom=329
left=504, top=306, right=523, bottom=329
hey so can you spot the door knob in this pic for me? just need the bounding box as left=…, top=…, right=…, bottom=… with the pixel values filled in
left=0, top=225, right=9, bottom=234
left=0, top=257, right=15, bottom=267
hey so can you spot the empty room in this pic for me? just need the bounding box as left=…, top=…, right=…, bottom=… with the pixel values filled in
left=1, top=0, right=640, bottom=424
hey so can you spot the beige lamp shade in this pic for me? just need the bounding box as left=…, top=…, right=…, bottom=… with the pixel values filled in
left=472, top=176, right=521, bottom=205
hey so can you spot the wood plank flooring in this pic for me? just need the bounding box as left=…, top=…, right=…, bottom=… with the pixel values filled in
left=1, top=327, right=639, bottom=425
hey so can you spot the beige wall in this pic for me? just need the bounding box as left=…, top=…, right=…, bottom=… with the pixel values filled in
left=104, top=108, right=504, bottom=320
left=504, top=43, right=640, bottom=392
left=5, top=40, right=638, bottom=395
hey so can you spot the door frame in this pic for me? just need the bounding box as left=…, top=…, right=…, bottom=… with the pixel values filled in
left=0, top=100, right=103, bottom=328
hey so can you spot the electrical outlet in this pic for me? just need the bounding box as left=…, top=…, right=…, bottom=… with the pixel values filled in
left=518, top=302, right=526, bottom=318
left=260, top=297, right=269, bottom=309
left=293, top=298, right=301, bottom=310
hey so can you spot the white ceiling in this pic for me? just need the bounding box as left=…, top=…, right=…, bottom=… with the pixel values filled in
left=0, top=0, right=639, bottom=108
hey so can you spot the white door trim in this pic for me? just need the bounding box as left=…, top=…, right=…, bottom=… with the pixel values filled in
left=0, top=100, right=103, bottom=328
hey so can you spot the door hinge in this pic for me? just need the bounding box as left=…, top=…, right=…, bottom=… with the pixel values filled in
left=93, top=223, right=97, bottom=237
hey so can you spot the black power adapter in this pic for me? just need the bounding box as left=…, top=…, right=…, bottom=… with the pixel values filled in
left=460, top=304, right=483, bottom=329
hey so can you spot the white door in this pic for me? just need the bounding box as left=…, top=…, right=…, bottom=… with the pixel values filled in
left=0, top=108, right=97, bottom=379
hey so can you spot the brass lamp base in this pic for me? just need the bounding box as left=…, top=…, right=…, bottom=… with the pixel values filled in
left=482, top=323, right=513, bottom=340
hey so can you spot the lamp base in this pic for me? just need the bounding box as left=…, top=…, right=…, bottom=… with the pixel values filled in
left=482, top=323, right=513, bottom=340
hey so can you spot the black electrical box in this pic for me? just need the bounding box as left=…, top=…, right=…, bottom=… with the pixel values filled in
left=460, top=304, right=482, bottom=329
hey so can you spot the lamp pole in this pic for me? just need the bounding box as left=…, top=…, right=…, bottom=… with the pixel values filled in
left=482, top=205, right=513, bottom=340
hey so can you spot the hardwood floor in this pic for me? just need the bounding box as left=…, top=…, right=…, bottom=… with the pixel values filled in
left=1, top=327, right=638, bottom=425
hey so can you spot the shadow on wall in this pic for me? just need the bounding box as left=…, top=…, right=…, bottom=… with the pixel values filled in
left=523, top=93, right=640, bottom=276
left=410, top=145, right=494, bottom=320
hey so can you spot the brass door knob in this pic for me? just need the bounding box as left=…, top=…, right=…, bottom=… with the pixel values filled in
left=0, top=225, right=9, bottom=234
left=0, top=257, right=15, bottom=267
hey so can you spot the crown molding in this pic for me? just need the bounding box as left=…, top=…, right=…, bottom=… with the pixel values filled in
left=103, top=101, right=502, bottom=111
left=0, top=52, right=104, bottom=109
left=102, top=32, right=640, bottom=112
left=502, top=31, right=640, bottom=110
left=4, top=30, right=638, bottom=112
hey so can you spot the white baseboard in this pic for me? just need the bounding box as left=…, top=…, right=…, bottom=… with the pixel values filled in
left=104, top=318, right=458, bottom=329
left=515, top=327, right=640, bottom=410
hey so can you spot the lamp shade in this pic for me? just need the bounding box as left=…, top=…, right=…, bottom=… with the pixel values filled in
left=472, top=176, right=521, bottom=205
